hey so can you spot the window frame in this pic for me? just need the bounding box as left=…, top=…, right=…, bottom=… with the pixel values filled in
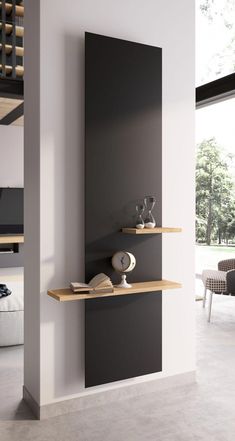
left=196, top=72, right=235, bottom=108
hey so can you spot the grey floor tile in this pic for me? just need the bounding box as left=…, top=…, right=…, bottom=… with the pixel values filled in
left=1, top=295, right=235, bottom=440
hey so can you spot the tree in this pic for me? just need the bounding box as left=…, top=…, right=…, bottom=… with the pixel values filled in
left=196, top=138, right=235, bottom=245
left=198, top=0, right=235, bottom=83
left=200, top=0, right=235, bottom=28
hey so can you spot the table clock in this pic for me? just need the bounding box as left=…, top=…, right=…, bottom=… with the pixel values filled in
left=112, top=251, right=136, bottom=288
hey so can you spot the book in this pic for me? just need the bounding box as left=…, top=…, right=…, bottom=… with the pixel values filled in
left=70, top=273, right=114, bottom=294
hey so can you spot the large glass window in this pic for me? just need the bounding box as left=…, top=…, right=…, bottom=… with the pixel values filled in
left=196, top=0, right=235, bottom=86
left=196, top=97, right=235, bottom=275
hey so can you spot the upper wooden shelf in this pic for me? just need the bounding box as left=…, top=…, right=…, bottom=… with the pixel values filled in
left=0, top=235, right=24, bottom=244
left=121, top=227, right=182, bottom=234
left=48, top=279, right=182, bottom=302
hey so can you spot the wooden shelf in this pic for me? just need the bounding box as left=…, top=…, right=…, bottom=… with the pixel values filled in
left=0, top=235, right=24, bottom=244
left=121, top=227, right=182, bottom=234
left=48, top=280, right=182, bottom=302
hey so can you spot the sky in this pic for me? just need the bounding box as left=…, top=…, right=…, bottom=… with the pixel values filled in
left=196, top=97, right=235, bottom=175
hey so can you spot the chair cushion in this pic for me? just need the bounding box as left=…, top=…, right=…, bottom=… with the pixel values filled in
left=202, top=269, right=227, bottom=293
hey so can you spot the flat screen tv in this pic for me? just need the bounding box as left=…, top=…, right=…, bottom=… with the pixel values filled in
left=0, top=188, right=24, bottom=235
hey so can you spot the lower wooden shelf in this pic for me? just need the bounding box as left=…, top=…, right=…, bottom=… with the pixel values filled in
left=122, top=227, right=182, bottom=234
left=0, top=235, right=24, bottom=244
left=47, top=279, right=182, bottom=302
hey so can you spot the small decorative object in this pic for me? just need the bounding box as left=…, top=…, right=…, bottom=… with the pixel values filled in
left=70, top=273, right=113, bottom=294
left=0, top=284, right=12, bottom=298
left=144, top=195, right=156, bottom=228
left=112, top=251, right=136, bottom=288
left=135, top=203, right=145, bottom=229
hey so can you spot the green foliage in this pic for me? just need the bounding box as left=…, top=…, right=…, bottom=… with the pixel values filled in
left=196, top=138, right=235, bottom=244
left=200, top=0, right=235, bottom=28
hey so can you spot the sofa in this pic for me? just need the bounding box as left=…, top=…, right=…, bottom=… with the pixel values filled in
left=0, top=281, right=23, bottom=346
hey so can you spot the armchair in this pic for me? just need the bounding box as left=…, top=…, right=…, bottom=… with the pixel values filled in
left=202, top=259, right=235, bottom=322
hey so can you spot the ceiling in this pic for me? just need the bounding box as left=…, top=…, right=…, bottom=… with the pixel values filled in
left=0, top=97, right=24, bottom=126
left=0, top=1, right=24, bottom=126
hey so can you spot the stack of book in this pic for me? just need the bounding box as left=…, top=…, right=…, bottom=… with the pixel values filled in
left=70, top=273, right=114, bottom=294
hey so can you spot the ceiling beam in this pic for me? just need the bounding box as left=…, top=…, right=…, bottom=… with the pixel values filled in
left=0, top=101, right=24, bottom=125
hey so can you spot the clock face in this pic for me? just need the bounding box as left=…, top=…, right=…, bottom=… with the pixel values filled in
left=112, top=251, right=136, bottom=273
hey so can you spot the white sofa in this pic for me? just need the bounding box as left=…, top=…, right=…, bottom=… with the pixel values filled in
left=0, top=281, right=23, bottom=346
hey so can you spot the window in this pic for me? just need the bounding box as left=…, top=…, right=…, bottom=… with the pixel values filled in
left=196, top=97, right=235, bottom=274
left=196, top=0, right=235, bottom=86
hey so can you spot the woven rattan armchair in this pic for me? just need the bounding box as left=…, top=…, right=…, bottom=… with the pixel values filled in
left=202, top=259, right=235, bottom=322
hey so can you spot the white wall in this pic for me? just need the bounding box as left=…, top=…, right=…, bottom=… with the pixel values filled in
left=25, top=0, right=195, bottom=406
left=0, top=125, right=24, bottom=280
left=0, top=125, right=23, bottom=188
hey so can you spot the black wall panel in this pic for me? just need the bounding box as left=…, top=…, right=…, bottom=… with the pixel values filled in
left=85, top=293, right=162, bottom=387
left=85, top=33, right=162, bottom=388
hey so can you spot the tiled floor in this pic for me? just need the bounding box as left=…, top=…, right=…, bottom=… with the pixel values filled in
left=0, top=346, right=33, bottom=421
left=0, top=294, right=235, bottom=440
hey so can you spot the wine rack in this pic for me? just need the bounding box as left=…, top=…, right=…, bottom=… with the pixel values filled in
left=0, top=0, right=24, bottom=79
